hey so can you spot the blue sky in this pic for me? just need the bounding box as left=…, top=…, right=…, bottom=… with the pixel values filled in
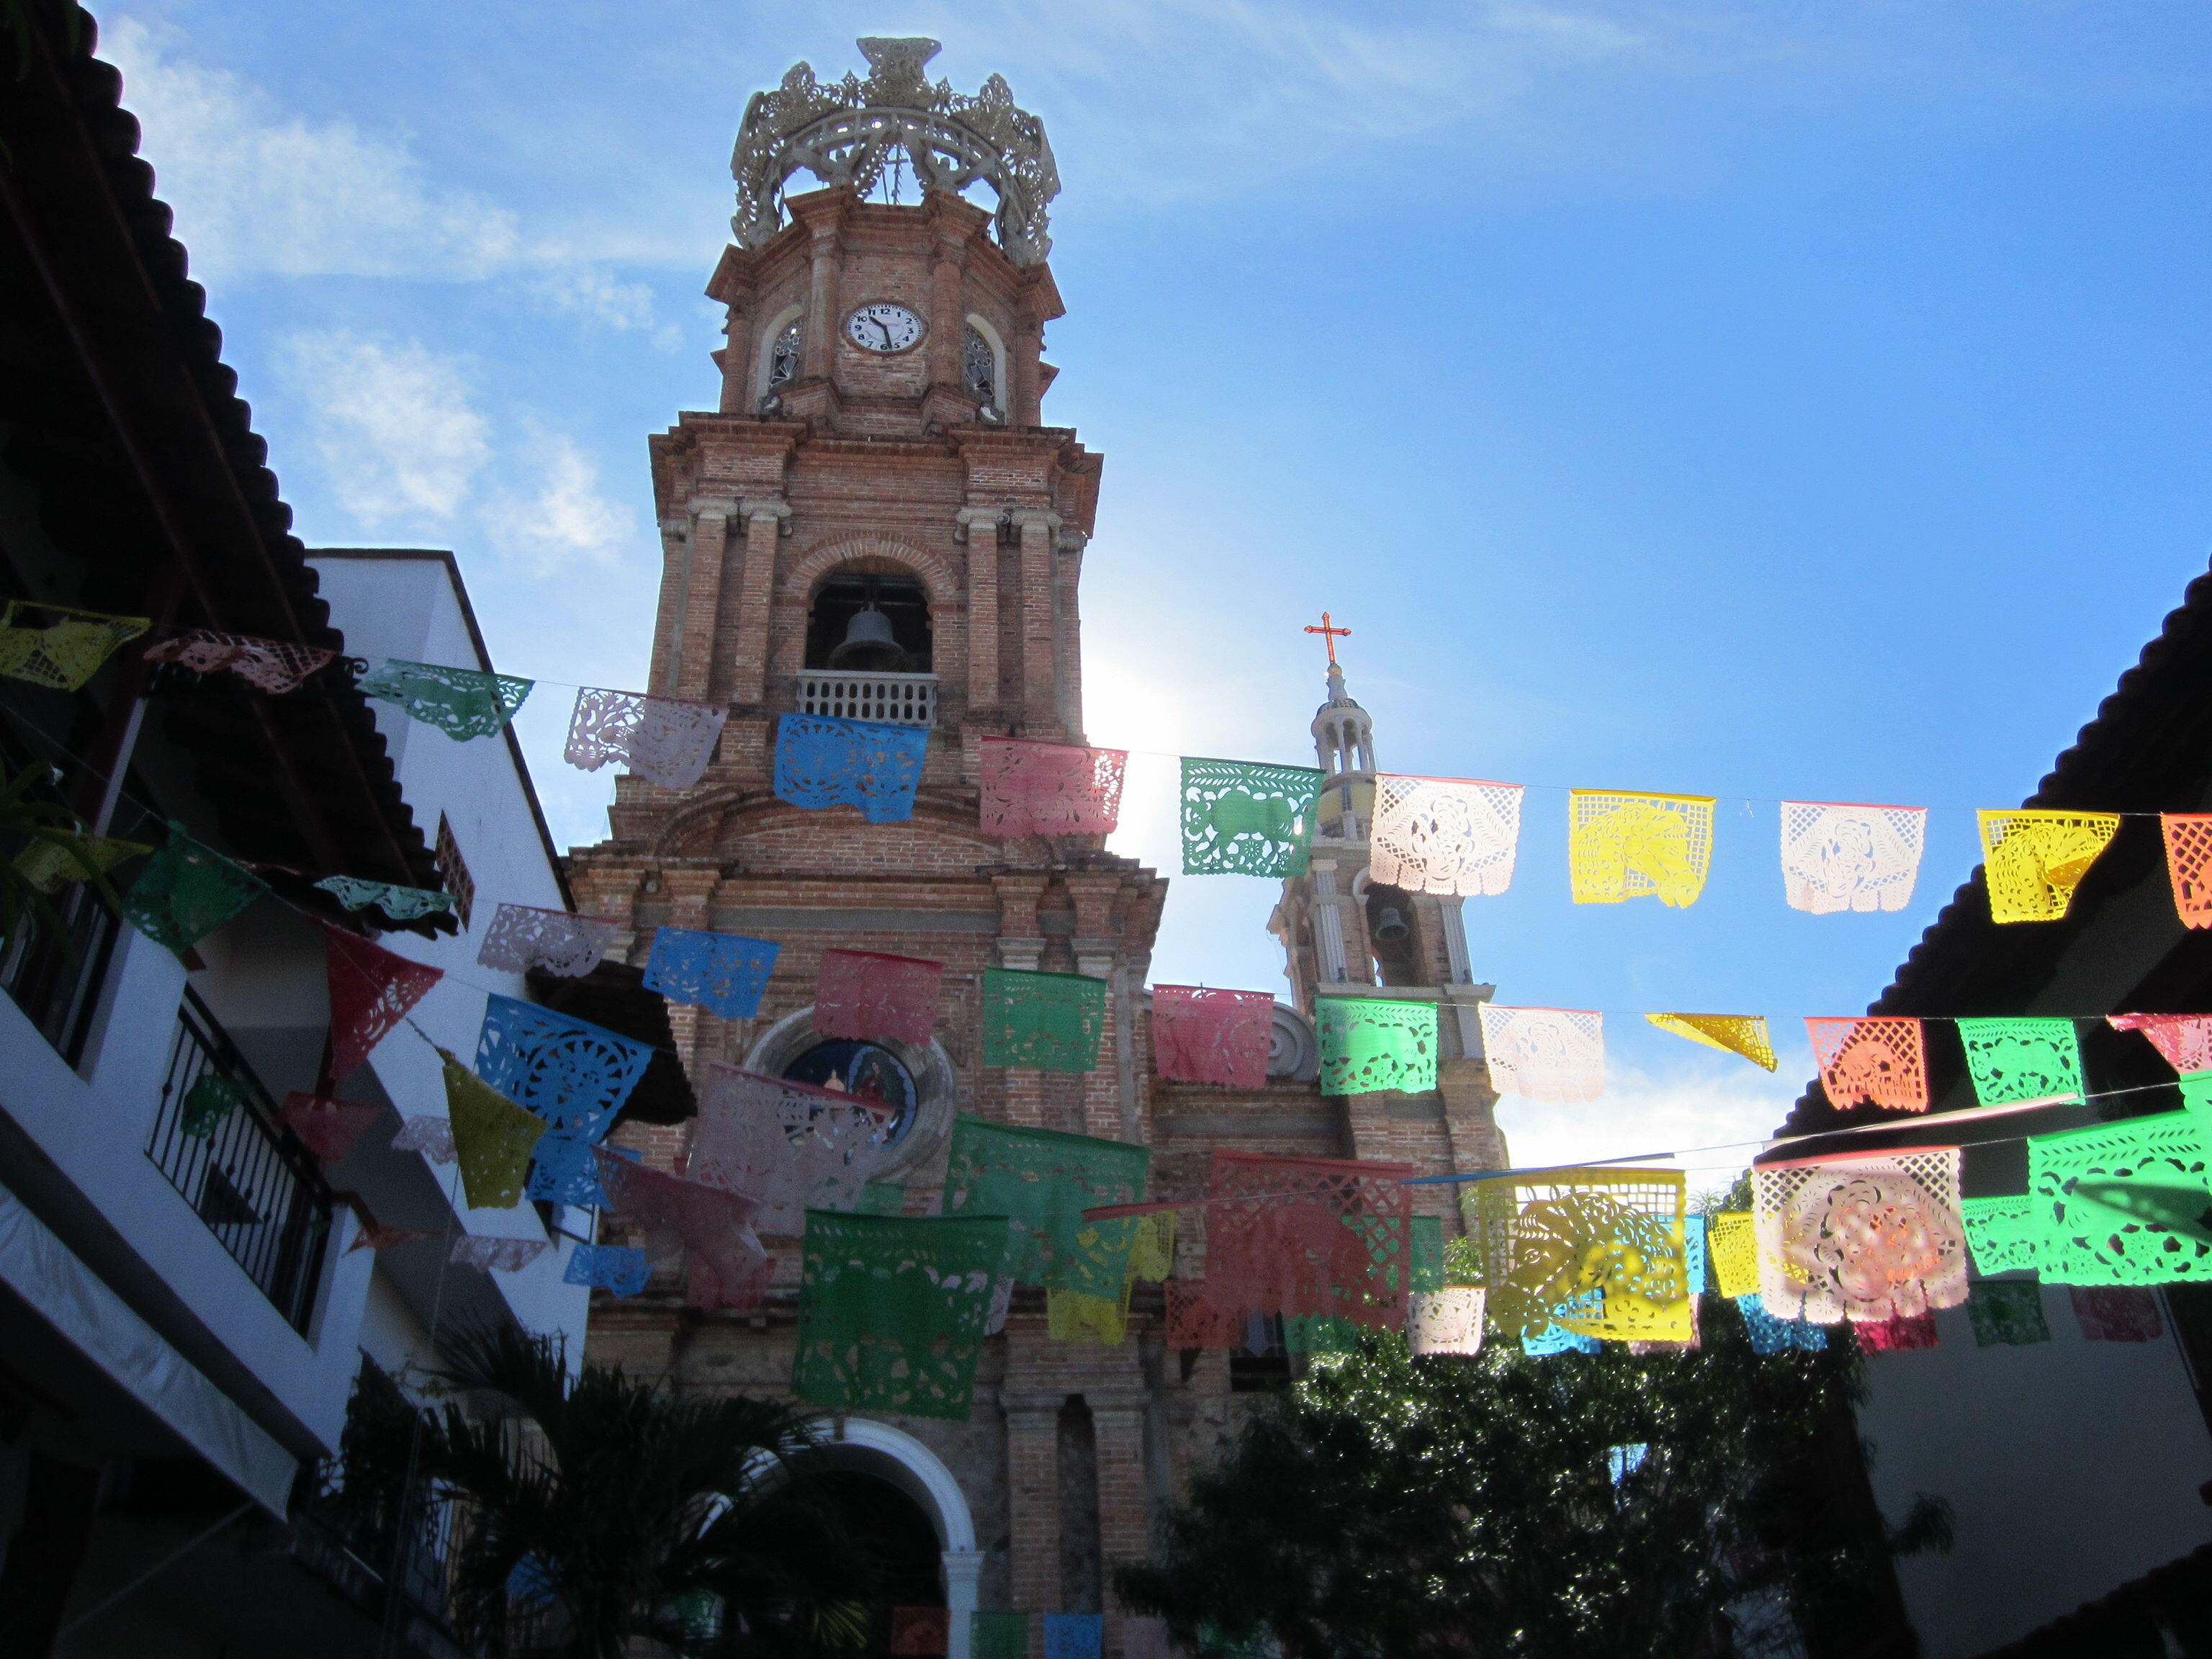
left=102, top=1, right=2212, bottom=1184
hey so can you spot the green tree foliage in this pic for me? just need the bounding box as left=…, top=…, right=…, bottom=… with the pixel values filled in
left=348, top=1326, right=881, bottom=1658
left=1119, top=1309, right=1946, bottom=1658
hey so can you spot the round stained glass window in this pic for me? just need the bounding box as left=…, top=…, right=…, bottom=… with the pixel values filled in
left=781, top=1040, right=918, bottom=1144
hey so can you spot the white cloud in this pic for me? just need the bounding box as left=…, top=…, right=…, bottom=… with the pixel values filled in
left=1493, top=1055, right=1801, bottom=1198
left=523, top=268, right=683, bottom=350
left=279, top=331, right=490, bottom=528
left=483, top=433, right=639, bottom=575
left=104, top=17, right=518, bottom=280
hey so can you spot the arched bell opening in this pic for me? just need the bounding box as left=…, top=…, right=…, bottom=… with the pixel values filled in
left=806, top=572, right=933, bottom=673
left=1366, top=883, right=1423, bottom=988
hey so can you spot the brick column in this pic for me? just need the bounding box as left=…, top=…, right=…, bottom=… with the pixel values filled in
left=958, top=508, right=1004, bottom=716
left=1055, top=531, right=1085, bottom=739
left=648, top=515, right=691, bottom=694
left=801, top=219, right=841, bottom=383
left=1010, top=508, right=1060, bottom=736
left=1004, top=1398, right=1061, bottom=1653
left=1066, top=875, right=1123, bottom=1142
left=1089, top=1393, right=1150, bottom=1659
left=728, top=497, right=790, bottom=707
left=673, top=500, right=733, bottom=702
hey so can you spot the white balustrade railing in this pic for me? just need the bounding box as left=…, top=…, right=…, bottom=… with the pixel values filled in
left=793, top=670, right=938, bottom=727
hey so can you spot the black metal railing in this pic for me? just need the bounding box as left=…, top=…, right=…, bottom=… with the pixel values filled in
left=0, top=881, right=124, bottom=1064
left=145, top=987, right=333, bottom=1331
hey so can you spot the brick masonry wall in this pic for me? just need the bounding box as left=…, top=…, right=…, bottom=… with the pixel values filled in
left=572, top=192, right=1509, bottom=1659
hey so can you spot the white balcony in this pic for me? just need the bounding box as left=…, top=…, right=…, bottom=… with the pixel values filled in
left=795, top=669, right=938, bottom=727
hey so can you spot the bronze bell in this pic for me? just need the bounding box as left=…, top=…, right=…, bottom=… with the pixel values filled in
left=827, top=604, right=909, bottom=672
left=1372, top=905, right=1410, bottom=944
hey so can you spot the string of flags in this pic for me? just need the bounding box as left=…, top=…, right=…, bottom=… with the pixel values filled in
left=21, top=589, right=2197, bottom=930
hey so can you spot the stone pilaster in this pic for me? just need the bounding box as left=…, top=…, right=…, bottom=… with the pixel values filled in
left=1010, top=508, right=1061, bottom=735
left=1004, top=1398, right=1062, bottom=1652
left=673, top=499, right=734, bottom=702
left=956, top=507, right=1005, bottom=716
left=729, top=497, right=791, bottom=707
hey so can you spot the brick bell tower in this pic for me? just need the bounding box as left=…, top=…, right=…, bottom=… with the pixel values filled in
left=571, top=38, right=1174, bottom=1658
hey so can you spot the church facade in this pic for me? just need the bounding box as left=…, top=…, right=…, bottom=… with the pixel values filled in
left=574, top=40, right=1508, bottom=1658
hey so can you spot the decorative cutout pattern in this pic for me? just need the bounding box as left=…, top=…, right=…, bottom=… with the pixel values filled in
left=942, top=1118, right=1148, bottom=1297
left=14, top=835, right=146, bottom=894
left=526, top=1133, right=616, bottom=1205
left=1465, top=1166, right=1691, bottom=1342
left=565, top=687, right=728, bottom=789
left=1568, top=790, right=1715, bottom=907
left=0, top=602, right=146, bottom=690
left=392, top=1116, right=456, bottom=1163
left=1753, top=1148, right=1967, bottom=1324
left=145, top=629, right=333, bottom=693
left=814, top=948, right=943, bottom=1044
left=279, top=1092, right=382, bottom=1164
left=477, top=904, right=619, bottom=978
left=180, top=1074, right=250, bottom=1138
left=1977, top=809, right=2121, bottom=923
left=1128, top=1211, right=1177, bottom=1282
left=1369, top=775, right=1524, bottom=896
left=314, top=876, right=454, bottom=920
left=1164, top=1280, right=1243, bottom=1349
left=1804, top=1017, right=1928, bottom=1112
left=440, top=1050, right=548, bottom=1210
left=2027, top=1110, right=2212, bottom=1285
left=1856, top=1312, right=1939, bottom=1351
left=890, top=1607, right=951, bottom=1657
left=1203, top=1149, right=1414, bottom=1329
left=1409, top=1287, right=1486, bottom=1355
left=564, top=1244, right=649, bottom=1295
left=1045, top=1614, right=1104, bottom=1659
left=1178, top=757, right=1321, bottom=877
left=2161, top=814, right=2212, bottom=927
left=359, top=658, right=531, bottom=740
left=1957, top=1017, right=2084, bottom=1105
left=1645, top=1012, right=1777, bottom=1071
left=1316, top=997, right=1437, bottom=1095
left=971, top=1613, right=1032, bottom=1659
left=773, top=713, right=929, bottom=823
left=597, top=1151, right=765, bottom=1296
left=450, top=1236, right=552, bottom=1274
left=1779, top=801, right=1926, bottom=915
left=1735, top=1293, right=1826, bottom=1354
left=2071, top=1285, right=2164, bottom=1341
left=125, top=825, right=265, bottom=952
left=1960, top=1194, right=2043, bottom=1277
left=790, top=1211, right=1010, bottom=1421
left=1969, top=1280, right=2049, bottom=1347
left=686, top=1064, right=894, bottom=1232
left=981, top=967, right=1107, bottom=1071
left=642, top=926, right=780, bottom=1019
left=325, top=927, right=443, bottom=1082
left=476, top=994, right=653, bottom=1138
left=1709, top=1212, right=1760, bottom=1298
left=1047, top=1283, right=1133, bottom=1346
left=1151, top=985, right=1274, bottom=1089
left=1477, top=1006, right=1605, bottom=1103
left=2109, top=1012, right=2212, bottom=1077
left=978, top=737, right=1128, bottom=836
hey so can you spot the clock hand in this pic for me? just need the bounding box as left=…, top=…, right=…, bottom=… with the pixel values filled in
left=873, top=317, right=894, bottom=347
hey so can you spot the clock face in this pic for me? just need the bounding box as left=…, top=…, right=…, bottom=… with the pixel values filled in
left=845, top=302, right=924, bottom=354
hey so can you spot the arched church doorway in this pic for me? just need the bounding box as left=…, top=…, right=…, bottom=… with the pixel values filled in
left=780, top=1419, right=984, bottom=1658
left=806, top=1469, right=943, bottom=1653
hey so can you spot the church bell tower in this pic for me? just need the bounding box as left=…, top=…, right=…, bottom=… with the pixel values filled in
left=572, top=40, right=1172, bottom=1659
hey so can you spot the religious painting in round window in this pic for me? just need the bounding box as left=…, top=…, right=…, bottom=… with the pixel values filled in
left=781, top=1039, right=918, bottom=1144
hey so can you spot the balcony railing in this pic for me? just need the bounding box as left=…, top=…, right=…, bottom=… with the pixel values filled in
left=145, top=987, right=333, bottom=1332
left=0, top=884, right=123, bottom=1065
left=793, top=669, right=937, bottom=727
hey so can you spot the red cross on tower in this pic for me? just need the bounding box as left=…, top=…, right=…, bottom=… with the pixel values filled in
left=1303, top=611, right=1351, bottom=665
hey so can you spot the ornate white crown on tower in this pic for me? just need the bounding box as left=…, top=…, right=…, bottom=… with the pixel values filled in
left=730, top=37, right=1060, bottom=265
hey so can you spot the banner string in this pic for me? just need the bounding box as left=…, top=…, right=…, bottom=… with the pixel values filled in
left=9, top=699, right=2203, bottom=1195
